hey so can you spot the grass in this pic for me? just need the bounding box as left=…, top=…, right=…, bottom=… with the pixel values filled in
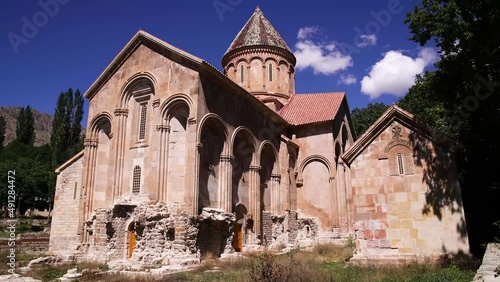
left=0, top=245, right=477, bottom=281
left=0, top=223, right=48, bottom=238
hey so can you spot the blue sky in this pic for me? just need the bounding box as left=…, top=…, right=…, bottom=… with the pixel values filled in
left=1, top=0, right=437, bottom=125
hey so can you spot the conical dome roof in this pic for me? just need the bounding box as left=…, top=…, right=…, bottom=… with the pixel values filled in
left=225, top=7, right=292, bottom=55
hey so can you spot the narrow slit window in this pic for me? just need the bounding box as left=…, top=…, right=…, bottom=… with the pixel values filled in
left=132, top=166, right=141, bottom=194
left=73, top=182, right=77, bottom=200
left=138, top=104, right=147, bottom=140
left=269, top=64, right=273, bottom=81
left=240, top=65, right=244, bottom=83
left=397, top=154, right=404, bottom=175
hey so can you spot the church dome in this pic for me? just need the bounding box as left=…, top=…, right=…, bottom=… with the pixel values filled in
left=224, top=6, right=292, bottom=55
left=222, top=7, right=296, bottom=106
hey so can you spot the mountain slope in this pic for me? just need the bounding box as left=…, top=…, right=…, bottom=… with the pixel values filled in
left=0, top=106, right=54, bottom=146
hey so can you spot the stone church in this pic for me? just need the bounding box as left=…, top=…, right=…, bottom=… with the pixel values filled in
left=49, top=7, right=469, bottom=265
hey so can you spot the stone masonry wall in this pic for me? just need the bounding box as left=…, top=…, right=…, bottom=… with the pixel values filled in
left=49, top=154, right=83, bottom=254
left=350, top=122, right=469, bottom=260
left=83, top=203, right=235, bottom=267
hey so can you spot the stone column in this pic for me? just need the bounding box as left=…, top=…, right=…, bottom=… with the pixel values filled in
left=113, top=108, right=128, bottom=198
left=344, top=167, right=353, bottom=232
left=329, top=176, right=339, bottom=227
left=337, top=162, right=347, bottom=232
left=192, top=143, right=203, bottom=215
left=270, top=173, right=281, bottom=215
left=79, top=138, right=97, bottom=242
left=219, top=155, right=233, bottom=213
left=262, top=64, right=267, bottom=92
left=249, top=165, right=261, bottom=236
left=185, top=118, right=197, bottom=211
left=156, top=124, right=170, bottom=202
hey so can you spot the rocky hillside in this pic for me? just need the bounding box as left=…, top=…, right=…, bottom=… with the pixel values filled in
left=0, top=106, right=54, bottom=146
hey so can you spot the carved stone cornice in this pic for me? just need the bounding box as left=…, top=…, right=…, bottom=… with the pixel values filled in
left=271, top=173, right=281, bottom=181
left=220, top=155, right=234, bottom=162
left=250, top=165, right=262, bottom=172
left=296, top=178, right=303, bottom=187
left=114, top=108, right=129, bottom=117
left=152, top=99, right=161, bottom=108
left=156, top=124, right=171, bottom=133
left=84, top=138, right=98, bottom=148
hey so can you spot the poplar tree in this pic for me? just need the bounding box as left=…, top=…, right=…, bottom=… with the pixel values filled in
left=0, top=116, right=6, bottom=148
left=16, top=106, right=35, bottom=145
left=51, top=88, right=84, bottom=169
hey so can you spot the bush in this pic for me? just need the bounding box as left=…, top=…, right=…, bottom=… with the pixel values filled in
left=249, top=253, right=292, bottom=282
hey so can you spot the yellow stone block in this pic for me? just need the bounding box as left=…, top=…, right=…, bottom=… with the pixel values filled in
left=399, top=248, right=414, bottom=254
left=401, top=219, right=413, bottom=229
left=410, top=228, right=418, bottom=239
left=389, top=220, right=401, bottom=229
left=390, top=239, right=401, bottom=248
left=409, top=192, right=419, bottom=202
left=416, top=239, right=427, bottom=249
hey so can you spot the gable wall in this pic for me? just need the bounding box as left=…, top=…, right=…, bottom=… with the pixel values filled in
left=86, top=44, right=200, bottom=207
left=49, top=155, right=83, bottom=253
left=349, top=121, right=469, bottom=259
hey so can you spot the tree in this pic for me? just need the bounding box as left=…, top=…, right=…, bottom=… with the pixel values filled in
left=0, top=116, right=5, bottom=149
left=0, top=141, right=52, bottom=215
left=398, top=72, right=452, bottom=137
left=405, top=0, right=500, bottom=256
left=351, top=103, right=389, bottom=136
left=16, top=106, right=35, bottom=145
left=51, top=88, right=84, bottom=169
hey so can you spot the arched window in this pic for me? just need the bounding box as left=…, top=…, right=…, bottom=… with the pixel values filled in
left=240, top=64, right=244, bottom=84
left=387, top=146, right=415, bottom=176
left=268, top=63, right=273, bottom=82
left=138, top=104, right=147, bottom=140
left=397, top=153, right=404, bottom=175
left=132, top=166, right=141, bottom=194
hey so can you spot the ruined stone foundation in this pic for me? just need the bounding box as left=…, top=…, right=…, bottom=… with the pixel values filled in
left=69, top=203, right=338, bottom=269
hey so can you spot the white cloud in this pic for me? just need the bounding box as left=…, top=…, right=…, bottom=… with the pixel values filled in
left=297, top=26, right=320, bottom=40
left=360, top=48, right=439, bottom=99
left=294, top=26, right=353, bottom=75
left=338, top=74, right=357, bottom=85
left=356, top=34, right=377, bottom=48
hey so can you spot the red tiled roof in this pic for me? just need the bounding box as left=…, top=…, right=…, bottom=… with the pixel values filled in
left=225, top=7, right=292, bottom=55
left=279, top=92, right=345, bottom=126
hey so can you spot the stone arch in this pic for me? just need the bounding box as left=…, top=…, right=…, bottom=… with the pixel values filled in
left=249, top=57, right=264, bottom=90
left=164, top=100, right=190, bottom=203
left=297, top=155, right=335, bottom=228
left=230, top=126, right=257, bottom=163
left=249, top=56, right=264, bottom=64
left=385, top=142, right=415, bottom=176
left=119, top=72, right=157, bottom=108
left=196, top=113, right=229, bottom=154
left=340, top=122, right=352, bottom=153
left=197, top=114, right=229, bottom=214
left=88, top=113, right=113, bottom=210
left=259, top=141, right=279, bottom=213
left=89, top=112, right=113, bottom=138
left=265, top=57, right=279, bottom=65
left=230, top=127, right=257, bottom=216
left=160, top=93, right=193, bottom=119
left=297, top=154, right=334, bottom=185
left=258, top=140, right=279, bottom=173
left=126, top=220, right=136, bottom=259
left=235, top=58, right=249, bottom=66
left=278, top=59, right=289, bottom=68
